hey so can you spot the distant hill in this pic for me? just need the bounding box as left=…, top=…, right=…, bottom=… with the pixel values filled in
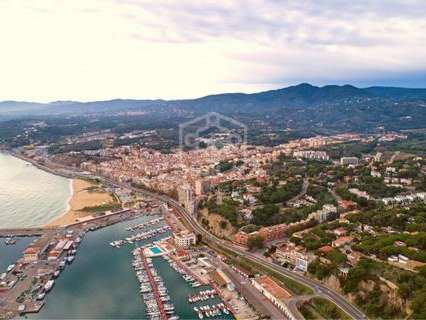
left=1, top=83, right=426, bottom=133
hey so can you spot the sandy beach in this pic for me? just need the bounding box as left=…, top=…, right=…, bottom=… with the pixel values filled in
left=45, top=179, right=116, bottom=227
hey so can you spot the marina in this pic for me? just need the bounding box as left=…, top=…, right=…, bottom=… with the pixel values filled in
left=110, top=225, right=171, bottom=248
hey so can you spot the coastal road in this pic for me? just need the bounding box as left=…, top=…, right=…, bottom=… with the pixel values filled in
left=13, top=154, right=367, bottom=320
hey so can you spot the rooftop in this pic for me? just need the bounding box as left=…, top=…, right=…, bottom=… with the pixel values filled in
left=255, top=275, right=292, bottom=300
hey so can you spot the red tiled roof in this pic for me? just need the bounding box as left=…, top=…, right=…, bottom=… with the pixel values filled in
left=255, top=275, right=292, bottom=300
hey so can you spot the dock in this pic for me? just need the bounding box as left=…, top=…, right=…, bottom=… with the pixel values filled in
left=140, top=250, right=168, bottom=320
left=209, top=281, right=237, bottom=317
left=0, top=228, right=55, bottom=238
left=168, top=254, right=207, bottom=285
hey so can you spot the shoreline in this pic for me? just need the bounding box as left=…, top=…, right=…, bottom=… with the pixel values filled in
left=2, top=151, right=115, bottom=228
left=44, top=179, right=115, bottom=227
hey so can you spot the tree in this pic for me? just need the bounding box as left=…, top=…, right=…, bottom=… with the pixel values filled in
left=247, top=235, right=265, bottom=250
left=196, top=234, right=202, bottom=244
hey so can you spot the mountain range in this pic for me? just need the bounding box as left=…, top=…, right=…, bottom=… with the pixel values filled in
left=1, top=83, right=426, bottom=133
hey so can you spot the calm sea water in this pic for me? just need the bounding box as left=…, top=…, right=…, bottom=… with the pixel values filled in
left=0, top=237, right=37, bottom=273
left=0, top=152, right=71, bottom=228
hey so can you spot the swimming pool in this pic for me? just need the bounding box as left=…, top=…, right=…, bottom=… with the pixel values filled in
left=150, top=246, right=162, bottom=254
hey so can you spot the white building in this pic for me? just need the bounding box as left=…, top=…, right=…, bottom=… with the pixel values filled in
left=293, top=150, right=329, bottom=161
left=174, top=231, right=196, bottom=249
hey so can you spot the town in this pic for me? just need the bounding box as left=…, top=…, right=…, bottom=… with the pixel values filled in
left=1, top=129, right=425, bottom=319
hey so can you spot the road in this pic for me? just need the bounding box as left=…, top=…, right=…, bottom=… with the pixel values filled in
left=12, top=153, right=367, bottom=320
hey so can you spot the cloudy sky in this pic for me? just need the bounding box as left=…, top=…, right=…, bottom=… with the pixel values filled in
left=1, top=0, right=425, bottom=102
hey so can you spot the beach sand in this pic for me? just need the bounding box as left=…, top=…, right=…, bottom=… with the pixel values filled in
left=45, top=179, right=115, bottom=227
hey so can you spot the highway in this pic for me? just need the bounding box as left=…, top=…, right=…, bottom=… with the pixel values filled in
left=12, top=153, right=367, bottom=320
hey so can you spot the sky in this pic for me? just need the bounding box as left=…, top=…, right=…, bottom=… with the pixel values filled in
left=0, top=0, right=425, bottom=102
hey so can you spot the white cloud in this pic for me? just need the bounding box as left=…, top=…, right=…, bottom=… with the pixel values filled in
left=0, top=0, right=425, bottom=102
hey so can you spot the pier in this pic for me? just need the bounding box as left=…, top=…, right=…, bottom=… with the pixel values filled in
left=140, top=250, right=168, bottom=320
left=209, top=281, right=237, bottom=317
left=168, top=254, right=207, bottom=285
left=0, top=228, right=56, bottom=238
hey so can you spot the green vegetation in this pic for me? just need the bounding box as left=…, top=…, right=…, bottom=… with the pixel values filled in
left=258, top=179, right=303, bottom=204
left=348, top=203, right=426, bottom=232
left=215, top=160, right=234, bottom=172
left=247, top=235, right=265, bottom=250
left=353, top=232, right=426, bottom=262
left=80, top=202, right=121, bottom=213
left=335, top=187, right=376, bottom=209
left=307, top=184, right=337, bottom=206
left=252, top=203, right=279, bottom=226
left=320, top=140, right=378, bottom=160
left=351, top=176, right=402, bottom=198
left=342, top=258, right=413, bottom=319
left=300, top=297, right=351, bottom=320
left=205, top=197, right=240, bottom=227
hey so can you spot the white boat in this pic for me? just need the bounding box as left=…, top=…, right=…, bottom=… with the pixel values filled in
left=36, top=292, right=46, bottom=300
left=67, top=256, right=75, bottom=264
left=6, top=264, right=15, bottom=272
left=44, top=280, right=55, bottom=292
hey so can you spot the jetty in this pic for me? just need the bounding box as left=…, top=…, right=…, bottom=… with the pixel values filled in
left=139, top=250, right=168, bottom=320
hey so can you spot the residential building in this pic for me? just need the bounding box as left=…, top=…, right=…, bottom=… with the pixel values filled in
left=274, top=243, right=312, bottom=272
left=195, top=179, right=210, bottom=195
left=178, top=184, right=193, bottom=212
left=174, top=230, right=196, bottom=249
left=332, top=236, right=354, bottom=248
left=293, top=150, right=329, bottom=161
left=258, top=223, right=288, bottom=242
left=340, top=157, right=359, bottom=166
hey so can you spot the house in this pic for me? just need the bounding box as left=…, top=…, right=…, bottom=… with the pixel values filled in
left=233, top=230, right=256, bottom=246
left=347, top=251, right=362, bottom=266
left=175, top=249, right=190, bottom=261
left=23, top=247, right=39, bottom=263
left=333, top=227, right=346, bottom=237
left=338, top=200, right=357, bottom=211
left=319, top=245, right=333, bottom=254
left=332, top=236, right=354, bottom=248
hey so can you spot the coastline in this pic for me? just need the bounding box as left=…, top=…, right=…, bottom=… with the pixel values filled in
left=3, top=151, right=116, bottom=228
left=44, top=179, right=115, bottom=227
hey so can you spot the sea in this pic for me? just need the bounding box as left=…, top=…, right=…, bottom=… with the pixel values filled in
left=0, top=152, right=231, bottom=319
left=0, top=152, right=71, bottom=228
